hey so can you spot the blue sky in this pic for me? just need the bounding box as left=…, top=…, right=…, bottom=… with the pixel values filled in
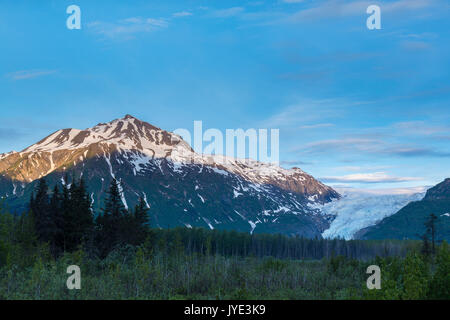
left=0, top=0, right=449, bottom=191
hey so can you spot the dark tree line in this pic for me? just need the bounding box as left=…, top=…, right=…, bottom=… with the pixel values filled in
left=95, top=179, right=149, bottom=257
left=29, top=177, right=149, bottom=258
left=26, top=177, right=423, bottom=261
left=148, top=227, right=418, bottom=260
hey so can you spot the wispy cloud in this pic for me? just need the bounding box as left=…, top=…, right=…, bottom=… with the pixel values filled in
left=299, top=137, right=450, bottom=158
left=300, top=137, right=381, bottom=154
left=393, top=121, right=450, bottom=135
left=285, top=0, right=438, bottom=23
left=335, top=165, right=393, bottom=172
left=380, top=147, right=450, bottom=158
left=321, top=172, right=422, bottom=183
left=280, top=160, right=313, bottom=166
left=6, top=70, right=56, bottom=80
left=210, top=7, right=245, bottom=18
left=335, top=186, right=428, bottom=195
left=173, top=11, right=193, bottom=18
left=263, top=98, right=356, bottom=128
left=401, top=40, right=431, bottom=51
left=299, top=123, right=335, bottom=129
left=88, top=17, right=168, bottom=39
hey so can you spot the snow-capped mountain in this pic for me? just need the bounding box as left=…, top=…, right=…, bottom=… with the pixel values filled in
left=0, top=115, right=339, bottom=237
left=319, top=189, right=425, bottom=240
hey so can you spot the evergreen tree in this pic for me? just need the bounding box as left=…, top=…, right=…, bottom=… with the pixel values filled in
left=28, top=176, right=94, bottom=254
left=428, top=241, right=450, bottom=299
left=421, top=234, right=431, bottom=257
left=31, top=179, right=57, bottom=252
left=425, top=213, right=438, bottom=255
left=95, top=178, right=128, bottom=257
left=70, top=178, right=94, bottom=250
left=132, top=197, right=150, bottom=245
left=49, top=185, right=64, bottom=256
left=60, top=178, right=71, bottom=251
left=63, top=179, right=79, bottom=252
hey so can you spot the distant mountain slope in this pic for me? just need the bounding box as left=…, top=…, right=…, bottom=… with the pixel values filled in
left=357, top=179, right=450, bottom=241
left=0, top=115, right=339, bottom=237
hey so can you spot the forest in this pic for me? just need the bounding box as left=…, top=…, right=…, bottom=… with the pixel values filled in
left=0, top=178, right=448, bottom=300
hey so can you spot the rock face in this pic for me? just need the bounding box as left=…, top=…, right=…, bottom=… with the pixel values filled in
left=357, top=179, right=450, bottom=241
left=423, top=178, right=450, bottom=201
left=0, top=115, right=340, bottom=237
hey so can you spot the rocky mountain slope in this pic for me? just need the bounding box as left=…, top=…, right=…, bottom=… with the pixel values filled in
left=357, top=179, right=450, bottom=241
left=0, top=115, right=339, bottom=237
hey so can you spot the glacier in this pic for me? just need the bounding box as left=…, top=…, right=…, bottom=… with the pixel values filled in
left=321, top=188, right=425, bottom=240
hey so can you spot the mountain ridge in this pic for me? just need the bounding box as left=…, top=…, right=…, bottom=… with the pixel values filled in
left=0, top=115, right=339, bottom=237
left=357, top=178, right=450, bottom=241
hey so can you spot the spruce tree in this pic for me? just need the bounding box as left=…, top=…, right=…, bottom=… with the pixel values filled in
left=71, top=178, right=94, bottom=248
left=425, top=213, right=438, bottom=255
left=96, top=178, right=128, bottom=257
left=60, top=178, right=71, bottom=251
left=50, top=185, right=64, bottom=256
left=131, top=197, right=150, bottom=245
left=31, top=179, right=57, bottom=249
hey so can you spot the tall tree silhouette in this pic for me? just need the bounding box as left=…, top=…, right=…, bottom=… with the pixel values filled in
left=130, top=197, right=150, bottom=245
left=61, top=178, right=94, bottom=252
left=30, top=179, right=57, bottom=251
left=425, top=213, right=438, bottom=255
left=49, top=185, right=64, bottom=256
left=95, top=179, right=128, bottom=257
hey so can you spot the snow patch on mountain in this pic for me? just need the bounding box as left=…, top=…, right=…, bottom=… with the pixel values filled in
left=3, top=115, right=338, bottom=206
left=321, top=189, right=425, bottom=240
left=142, top=192, right=150, bottom=209
left=128, top=152, right=152, bottom=175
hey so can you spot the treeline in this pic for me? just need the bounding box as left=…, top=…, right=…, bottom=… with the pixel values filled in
left=25, top=177, right=149, bottom=258
left=1, top=177, right=421, bottom=262
left=0, top=178, right=449, bottom=300
left=148, top=227, right=419, bottom=261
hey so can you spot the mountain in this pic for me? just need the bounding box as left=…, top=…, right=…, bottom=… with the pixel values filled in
left=319, top=189, right=425, bottom=240
left=423, top=178, right=450, bottom=201
left=0, top=115, right=340, bottom=237
left=357, top=179, right=450, bottom=241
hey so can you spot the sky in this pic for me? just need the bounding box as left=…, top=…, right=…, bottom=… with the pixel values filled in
left=0, top=0, right=449, bottom=191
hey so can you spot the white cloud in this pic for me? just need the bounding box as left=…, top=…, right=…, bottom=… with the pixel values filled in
left=210, top=7, right=245, bottom=18
left=401, top=40, right=431, bottom=51
left=335, top=165, right=393, bottom=172
left=7, top=70, right=56, bottom=80
left=321, top=172, right=422, bottom=183
left=173, top=11, right=193, bottom=18
left=301, top=137, right=381, bottom=153
left=263, top=98, right=346, bottom=128
left=394, top=121, right=450, bottom=135
left=286, top=0, right=438, bottom=22
left=299, top=135, right=450, bottom=158
left=88, top=17, right=168, bottom=39
left=334, top=186, right=428, bottom=195
left=299, top=123, right=334, bottom=129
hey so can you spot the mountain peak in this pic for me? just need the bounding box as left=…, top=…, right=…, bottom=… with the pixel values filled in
left=1, top=115, right=339, bottom=205
left=123, top=114, right=137, bottom=120
left=423, top=178, right=450, bottom=201
left=21, top=115, right=180, bottom=154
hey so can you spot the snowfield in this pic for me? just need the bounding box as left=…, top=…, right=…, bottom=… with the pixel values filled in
left=321, top=188, right=425, bottom=240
